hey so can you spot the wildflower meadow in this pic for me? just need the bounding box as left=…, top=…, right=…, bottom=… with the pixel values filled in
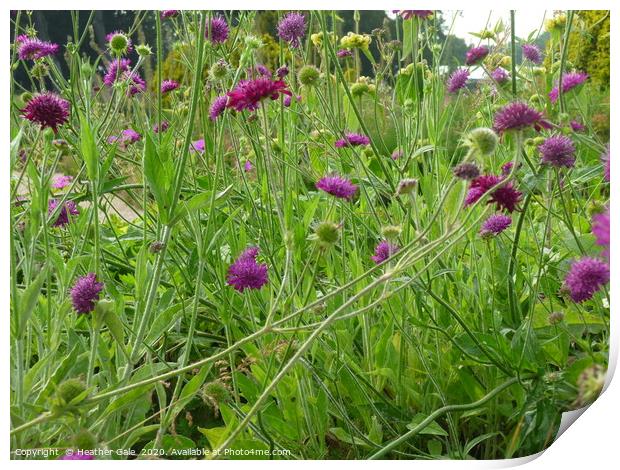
left=9, top=9, right=610, bottom=460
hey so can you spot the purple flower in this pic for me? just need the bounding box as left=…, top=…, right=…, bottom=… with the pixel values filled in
left=371, top=240, right=399, bottom=264
left=564, top=257, right=609, bottom=303
left=465, top=174, right=522, bottom=213
left=209, top=95, right=228, bottom=121
left=337, top=49, right=353, bottom=58
left=493, top=102, right=550, bottom=134
left=601, top=145, right=610, bottom=182
left=447, top=68, right=469, bottom=93
left=465, top=46, right=489, bottom=66
left=227, top=247, right=269, bottom=292
left=501, top=161, right=519, bottom=176
left=538, top=135, right=576, bottom=168
left=52, top=174, right=73, bottom=190
left=226, top=78, right=291, bottom=112
left=480, top=214, right=512, bottom=238
left=592, top=208, right=610, bottom=259
left=522, top=44, right=542, bottom=64
left=283, top=94, right=301, bottom=107
left=570, top=120, right=585, bottom=132
left=103, top=58, right=131, bottom=87
left=126, top=72, right=146, bottom=96
left=491, top=68, right=509, bottom=84
left=316, top=175, right=358, bottom=200
left=108, top=128, right=141, bottom=146
left=453, top=162, right=480, bottom=180
left=549, top=72, right=588, bottom=103
left=70, top=273, right=104, bottom=314
left=21, top=92, right=70, bottom=133
left=249, top=64, right=271, bottom=78
left=244, top=160, right=253, bottom=172
left=161, top=79, right=179, bottom=94
left=59, top=452, right=95, bottom=460
left=394, top=10, right=433, bottom=20
left=17, top=37, right=59, bottom=60
left=161, top=10, right=180, bottom=19
left=48, top=199, right=79, bottom=227
left=191, top=139, right=205, bottom=153
left=391, top=149, right=403, bottom=160
left=153, top=121, right=169, bottom=133
left=277, top=12, right=306, bottom=48
left=335, top=132, right=370, bottom=148
left=276, top=65, right=289, bottom=78
left=206, top=16, right=229, bottom=44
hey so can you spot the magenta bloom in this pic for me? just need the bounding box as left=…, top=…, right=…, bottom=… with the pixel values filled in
left=371, top=240, right=399, bottom=264
left=153, top=120, right=169, bottom=133
left=277, top=12, right=306, bottom=48
left=522, top=44, right=542, bottom=64
left=21, top=92, right=70, bottom=133
left=493, top=102, right=549, bottom=134
left=465, top=174, right=522, bottom=213
left=126, top=72, right=146, bottom=96
left=161, top=79, right=179, bottom=94
left=109, top=128, right=141, bottom=146
left=491, top=68, right=509, bottom=84
left=447, top=68, right=469, bottom=93
left=52, top=174, right=73, bottom=190
left=17, top=37, right=59, bottom=60
left=316, top=176, right=358, bottom=200
left=592, top=209, right=610, bottom=259
left=453, top=162, right=481, bottom=180
left=227, top=247, right=269, bottom=292
left=59, top=452, right=95, bottom=460
left=538, top=135, right=576, bottom=168
left=70, top=273, right=104, bottom=314
left=49, top=199, right=79, bottom=227
left=601, top=146, right=610, bottom=182
left=480, top=214, right=512, bottom=238
left=244, top=160, right=253, bottom=172
left=209, top=95, right=228, bottom=121
left=161, top=10, right=180, bottom=19
left=226, top=78, right=291, bottom=112
left=394, top=10, right=433, bottom=20
left=391, top=149, right=403, bottom=160
left=103, top=58, right=131, bottom=86
left=549, top=72, right=588, bottom=103
left=465, top=46, right=489, bottom=66
left=337, top=49, right=353, bottom=58
left=335, top=132, right=370, bottom=148
left=276, top=65, right=289, bottom=78
left=570, top=120, right=585, bottom=132
left=191, top=139, right=205, bottom=153
left=564, top=257, right=609, bottom=303
left=206, top=16, right=229, bottom=44
left=283, top=94, right=301, bottom=107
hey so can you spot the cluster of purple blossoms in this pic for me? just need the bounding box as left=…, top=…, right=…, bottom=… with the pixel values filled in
left=52, top=174, right=73, bottom=190
left=209, top=95, right=228, bottom=121
left=337, top=49, right=353, bottom=58
left=316, top=175, right=358, bottom=200
left=103, top=58, right=131, bottom=86
left=491, top=68, right=509, bottom=84
left=206, top=16, right=229, bottom=44
left=277, top=12, right=306, bottom=48
left=465, top=46, right=489, bottom=66
left=227, top=247, right=269, bottom=292
left=522, top=44, right=543, bottom=64
left=479, top=214, right=512, bottom=238
left=538, top=135, right=576, bottom=168
left=153, top=120, right=169, bottom=133
left=464, top=174, right=522, bottom=213
left=108, top=128, right=141, bottom=147
left=226, top=78, right=291, bottom=112
left=70, top=273, right=104, bottom=314
left=161, top=79, right=180, bottom=94
left=105, top=30, right=133, bottom=53
left=563, top=257, right=609, bottom=303
left=126, top=72, right=146, bottom=96
left=335, top=132, right=370, bottom=148
left=48, top=199, right=79, bottom=227
left=16, top=36, right=59, bottom=60
left=160, top=10, right=180, bottom=19
left=447, top=68, right=469, bottom=94
left=493, top=102, right=550, bottom=134
left=21, top=92, right=70, bottom=133
left=371, top=240, right=399, bottom=264
left=393, top=10, right=433, bottom=20
left=549, top=72, right=588, bottom=103
left=592, top=208, right=610, bottom=260
left=601, top=146, right=610, bottom=182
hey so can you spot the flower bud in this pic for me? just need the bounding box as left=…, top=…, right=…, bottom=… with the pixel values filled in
left=396, top=178, right=418, bottom=196
left=298, top=65, right=321, bottom=87
left=464, top=127, right=498, bottom=157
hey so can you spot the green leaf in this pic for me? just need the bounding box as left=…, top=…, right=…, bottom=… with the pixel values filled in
left=169, top=184, right=234, bottom=226
left=79, top=115, right=98, bottom=181
left=16, top=265, right=48, bottom=337
left=10, top=127, right=24, bottom=169
left=329, top=427, right=371, bottom=447
left=94, top=299, right=127, bottom=353
left=171, top=365, right=209, bottom=418
left=407, top=414, right=449, bottom=436
left=143, top=132, right=174, bottom=223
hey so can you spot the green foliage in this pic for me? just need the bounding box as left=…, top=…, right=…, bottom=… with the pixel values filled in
left=568, top=10, right=610, bottom=89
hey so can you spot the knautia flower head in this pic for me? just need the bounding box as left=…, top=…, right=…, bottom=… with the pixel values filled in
left=371, top=240, right=399, bottom=264
left=70, top=273, right=104, bottom=314
left=209, top=59, right=230, bottom=81
left=337, top=49, right=353, bottom=58
left=209, top=95, right=228, bottom=121
left=465, top=46, right=489, bottom=66
left=601, top=145, right=610, bottom=182
left=464, top=127, right=498, bottom=157
left=206, top=16, right=229, bottom=44
left=55, top=377, right=88, bottom=407
left=134, top=43, right=152, bottom=57
left=108, top=128, right=141, bottom=147
left=191, top=139, right=205, bottom=153
left=316, top=175, right=358, bottom=200
left=335, top=132, right=370, bottom=148
left=549, top=72, right=588, bottom=103
left=125, top=72, right=146, bottom=96
left=103, top=58, right=131, bottom=87
left=491, top=67, right=509, bottom=84
left=244, top=160, right=253, bottom=172
left=298, top=65, right=321, bottom=87
left=592, top=208, right=610, bottom=259
left=277, top=12, right=306, bottom=49
left=351, top=81, right=370, bottom=97
left=283, top=94, right=301, bottom=107
left=479, top=214, right=512, bottom=238
left=107, top=31, right=131, bottom=56
left=153, top=120, right=169, bottom=133
left=493, top=102, right=550, bottom=134
left=71, top=429, right=98, bottom=453
left=276, top=65, right=289, bottom=78
left=391, top=149, right=403, bottom=160
left=17, top=37, right=59, bottom=61
left=227, top=247, right=269, bottom=292
left=538, top=134, right=576, bottom=168
left=563, top=257, right=609, bottom=303
left=465, top=174, right=522, bottom=213
left=312, top=221, right=341, bottom=248
left=52, top=174, right=73, bottom=190
left=21, top=92, right=70, bottom=133
left=393, top=10, right=433, bottom=20
left=160, top=79, right=179, bottom=94
left=161, top=10, right=179, bottom=19
left=226, top=78, right=291, bottom=112
left=396, top=178, right=418, bottom=196
left=447, top=68, right=469, bottom=93
left=522, top=44, right=542, bottom=64
left=453, top=162, right=481, bottom=180
left=381, top=225, right=402, bottom=240
left=570, top=120, right=585, bottom=132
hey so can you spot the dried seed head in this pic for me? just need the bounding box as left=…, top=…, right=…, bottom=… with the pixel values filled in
left=464, top=127, right=498, bottom=157
left=396, top=178, right=418, bottom=196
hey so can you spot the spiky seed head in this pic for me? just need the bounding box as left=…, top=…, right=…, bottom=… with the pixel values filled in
left=298, top=65, right=321, bottom=87
left=135, top=44, right=152, bottom=57
left=351, top=82, right=369, bottom=97
left=313, top=221, right=340, bottom=247
left=72, top=429, right=98, bottom=451
left=209, top=59, right=230, bottom=81
left=465, top=127, right=498, bottom=157
left=108, top=32, right=129, bottom=55
left=56, top=378, right=88, bottom=406
left=381, top=225, right=402, bottom=240
left=201, top=380, right=231, bottom=406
